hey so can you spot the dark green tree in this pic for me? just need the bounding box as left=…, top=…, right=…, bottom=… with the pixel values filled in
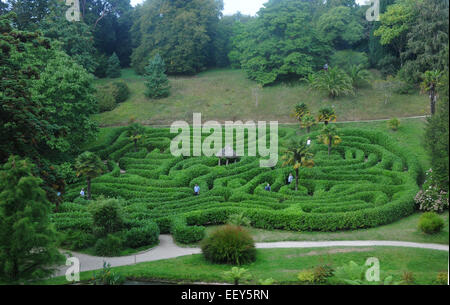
left=131, top=0, right=223, bottom=74
left=127, top=122, right=146, bottom=152
left=144, top=54, right=170, bottom=99
left=106, top=52, right=121, bottom=78
left=0, top=156, right=63, bottom=282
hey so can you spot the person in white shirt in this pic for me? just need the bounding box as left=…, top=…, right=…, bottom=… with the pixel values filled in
left=194, top=184, right=200, bottom=196
left=288, top=173, right=294, bottom=184
left=307, top=138, right=312, bottom=146
left=80, top=188, right=85, bottom=197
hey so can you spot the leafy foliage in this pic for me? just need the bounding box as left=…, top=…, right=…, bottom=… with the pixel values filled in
left=223, top=267, right=251, bottom=285
left=106, top=52, right=121, bottom=78
left=417, top=212, right=444, bottom=234
left=318, top=125, right=342, bottom=156
left=75, top=152, right=106, bottom=200
left=306, top=67, right=354, bottom=98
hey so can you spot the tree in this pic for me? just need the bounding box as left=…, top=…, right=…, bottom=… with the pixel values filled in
left=127, top=122, right=145, bottom=152
left=229, top=0, right=330, bottom=85
left=75, top=152, right=106, bottom=200
left=317, top=107, right=337, bottom=125
left=306, top=67, right=354, bottom=98
left=144, top=54, right=170, bottom=99
left=131, top=0, right=223, bottom=74
left=420, top=70, right=442, bottom=115
left=0, top=156, right=63, bottom=282
left=317, top=6, right=364, bottom=49
left=293, top=103, right=309, bottom=122
left=318, top=125, right=342, bottom=156
left=281, top=139, right=314, bottom=191
left=348, top=65, right=371, bottom=88
left=31, top=51, right=99, bottom=153
left=300, top=114, right=317, bottom=134
left=401, top=0, right=449, bottom=83
left=106, top=52, right=121, bottom=78
left=373, top=0, right=416, bottom=67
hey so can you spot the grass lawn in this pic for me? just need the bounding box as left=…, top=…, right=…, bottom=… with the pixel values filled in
left=38, top=247, right=448, bottom=285
left=94, top=68, right=429, bottom=126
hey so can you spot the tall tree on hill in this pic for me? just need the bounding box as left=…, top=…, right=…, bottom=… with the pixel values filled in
left=0, top=156, right=64, bottom=282
left=106, top=52, right=121, bottom=78
left=144, top=54, right=170, bottom=99
left=318, top=125, right=342, bottom=156
left=131, top=0, right=223, bottom=75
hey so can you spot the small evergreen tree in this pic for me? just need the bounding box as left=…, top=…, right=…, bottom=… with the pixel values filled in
left=144, top=54, right=170, bottom=99
left=106, top=53, right=121, bottom=78
left=0, top=156, right=63, bottom=282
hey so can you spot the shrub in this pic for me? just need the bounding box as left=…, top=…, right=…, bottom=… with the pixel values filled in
left=111, top=81, right=130, bottom=103
left=89, top=198, right=124, bottom=237
left=227, top=213, right=251, bottom=227
left=92, top=262, right=125, bottom=285
left=388, top=118, right=400, bottom=131
left=330, top=50, right=369, bottom=72
left=58, top=230, right=95, bottom=250
left=96, top=86, right=117, bottom=112
left=201, top=225, right=256, bottom=265
left=171, top=217, right=205, bottom=244
left=94, top=234, right=123, bottom=256
left=297, top=270, right=315, bottom=284
left=418, top=212, right=444, bottom=234
left=333, top=261, right=367, bottom=285
left=305, top=67, right=354, bottom=98
left=313, top=264, right=334, bottom=284
left=435, top=272, right=448, bottom=285
left=124, top=221, right=160, bottom=248
left=223, top=267, right=251, bottom=285
left=415, top=169, right=449, bottom=213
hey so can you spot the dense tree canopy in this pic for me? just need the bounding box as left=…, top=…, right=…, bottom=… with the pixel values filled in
left=131, top=0, right=223, bottom=75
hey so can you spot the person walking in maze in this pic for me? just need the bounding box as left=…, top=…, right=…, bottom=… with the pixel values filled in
left=194, top=184, right=200, bottom=196
left=80, top=188, right=85, bottom=198
left=288, top=173, right=294, bottom=184
left=265, top=184, right=271, bottom=191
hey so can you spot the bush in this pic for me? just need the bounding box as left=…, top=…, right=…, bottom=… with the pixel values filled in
left=330, top=50, right=369, bottom=72
left=96, top=86, right=117, bottom=112
left=171, top=217, right=205, bottom=244
left=58, top=230, right=95, bottom=250
left=435, top=272, right=448, bottom=285
left=415, top=169, right=449, bottom=213
left=94, top=234, right=123, bottom=256
left=124, top=221, right=160, bottom=248
left=92, top=262, right=125, bottom=285
left=418, top=212, right=444, bottom=234
left=297, top=270, right=315, bottom=284
left=112, top=81, right=130, bottom=103
left=388, top=118, right=400, bottom=131
left=201, top=225, right=256, bottom=265
left=89, top=198, right=124, bottom=237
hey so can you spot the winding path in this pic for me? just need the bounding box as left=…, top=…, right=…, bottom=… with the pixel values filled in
left=54, top=234, right=448, bottom=278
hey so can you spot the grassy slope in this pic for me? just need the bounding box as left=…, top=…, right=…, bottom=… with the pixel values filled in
left=94, top=68, right=429, bottom=126
left=39, top=247, right=448, bottom=285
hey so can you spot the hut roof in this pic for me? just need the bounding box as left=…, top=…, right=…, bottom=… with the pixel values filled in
left=215, top=145, right=238, bottom=158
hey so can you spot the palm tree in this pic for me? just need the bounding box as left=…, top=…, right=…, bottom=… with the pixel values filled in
left=318, top=125, right=342, bottom=156
left=293, top=103, right=309, bottom=122
left=420, top=70, right=442, bottom=115
left=306, top=67, right=354, bottom=98
left=317, top=107, right=337, bottom=125
left=223, top=267, right=251, bottom=285
left=300, top=113, right=317, bottom=133
left=75, top=152, right=106, bottom=200
left=281, top=138, right=314, bottom=191
left=348, top=65, right=371, bottom=88
left=127, top=122, right=145, bottom=152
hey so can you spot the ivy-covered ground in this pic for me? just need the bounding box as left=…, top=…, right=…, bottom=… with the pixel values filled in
left=53, top=121, right=424, bottom=244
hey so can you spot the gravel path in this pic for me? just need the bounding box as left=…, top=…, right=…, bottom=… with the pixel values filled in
left=54, top=234, right=448, bottom=278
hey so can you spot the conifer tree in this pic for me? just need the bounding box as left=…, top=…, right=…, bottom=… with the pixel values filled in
left=0, top=156, right=63, bottom=282
left=144, top=54, right=170, bottom=99
left=106, top=52, right=121, bottom=78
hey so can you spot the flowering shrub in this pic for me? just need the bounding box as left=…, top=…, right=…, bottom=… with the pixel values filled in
left=415, top=169, right=449, bottom=213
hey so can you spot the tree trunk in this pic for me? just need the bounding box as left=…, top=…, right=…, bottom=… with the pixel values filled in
left=307, top=126, right=311, bottom=133
left=328, top=136, right=332, bottom=156
left=324, top=121, right=329, bottom=126
left=87, top=177, right=92, bottom=200
left=134, top=139, right=138, bottom=152
left=295, top=168, right=299, bottom=191
left=430, top=88, right=436, bottom=115
left=234, top=279, right=239, bottom=285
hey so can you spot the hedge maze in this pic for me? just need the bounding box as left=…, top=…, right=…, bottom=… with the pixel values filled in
left=54, top=126, right=421, bottom=244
